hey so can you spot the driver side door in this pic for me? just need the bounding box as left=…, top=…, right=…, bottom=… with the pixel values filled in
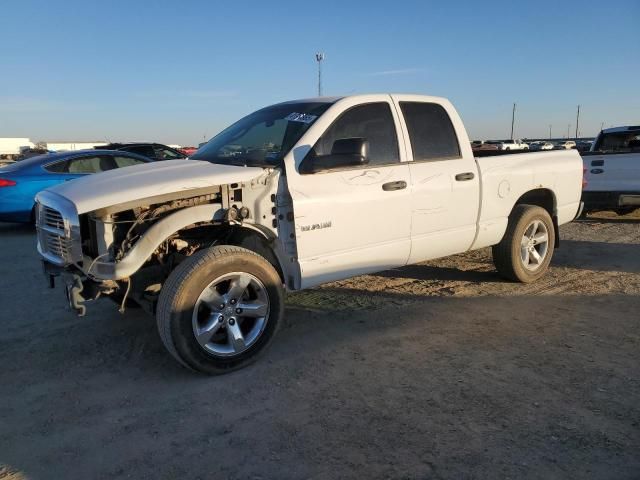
left=286, top=99, right=412, bottom=289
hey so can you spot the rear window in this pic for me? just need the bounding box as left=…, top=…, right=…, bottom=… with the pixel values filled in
left=125, top=145, right=156, bottom=159
left=400, top=102, right=461, bottom=161
left=594, top=132, right=640, bottom=152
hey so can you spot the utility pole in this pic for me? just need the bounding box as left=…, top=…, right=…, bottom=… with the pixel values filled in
left=549, top=124, right=552, bottom=140
left=567, top=124, right=571, bottom=139
left=510, top=103, right=516, bottom=140
left=315, top=52, right=325, bottom=97
left=575, top=105, right=580, bottom=140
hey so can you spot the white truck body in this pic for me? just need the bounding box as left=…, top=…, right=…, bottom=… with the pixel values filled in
left=37, top=93, right=582, bottom=289
left=34, top=94, right=583, bottom=373
left=582, top=126, right=640, bottom=213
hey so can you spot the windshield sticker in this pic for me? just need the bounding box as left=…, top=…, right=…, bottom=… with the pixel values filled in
left=285, top=112, right=318, bottom=124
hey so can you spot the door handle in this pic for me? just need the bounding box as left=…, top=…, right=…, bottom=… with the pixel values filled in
left=590, top=168, right=604, bottom=174
left=382, top=180, right=407, bottom=191
left=591, top=159, right=604, bottom=167
left=455, top=172, right=475, bottom=181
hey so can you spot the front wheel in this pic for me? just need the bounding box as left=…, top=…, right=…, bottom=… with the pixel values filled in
left=492, top=205, right=555, bottom=283
left=157, top=245, right=284, bottom=374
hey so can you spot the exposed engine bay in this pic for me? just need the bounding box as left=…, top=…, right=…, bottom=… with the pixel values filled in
left=39, top=170, right=298, bottom=316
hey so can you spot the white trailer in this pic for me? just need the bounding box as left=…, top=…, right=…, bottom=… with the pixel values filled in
left=46, top=142, right=107, bottom=152
left=0, top=138, right=35, bottom=156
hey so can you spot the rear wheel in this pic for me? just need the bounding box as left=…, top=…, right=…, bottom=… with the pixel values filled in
left=157, top=245, right=284, bottom=374
left=492, top=205, right=555, bottom=283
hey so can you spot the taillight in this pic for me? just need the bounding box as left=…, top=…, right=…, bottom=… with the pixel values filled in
left=582, top=167, right=587, bottom=189
left=0, top=178, right=17, bottom=187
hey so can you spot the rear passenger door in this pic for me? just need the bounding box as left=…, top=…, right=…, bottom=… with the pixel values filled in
left=392, top=96, right=480, bottom=263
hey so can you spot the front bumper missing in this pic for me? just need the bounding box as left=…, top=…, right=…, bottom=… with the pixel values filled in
left=65, top=275, right=87, bottom=317
left=42, top=260, right=105, bottom=317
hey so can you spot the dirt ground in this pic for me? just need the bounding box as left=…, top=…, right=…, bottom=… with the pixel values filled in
left=0, top=211, right=639, bottom=480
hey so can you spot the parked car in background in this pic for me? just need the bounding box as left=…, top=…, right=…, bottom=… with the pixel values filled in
left=575, top=140, right=594, bottom=152
left=35, top=93, right=583, bottom=374
left=554, top=141, right=576, bottom=150
left=581, top=126, right=640, bottom=215
left=529, top=141, right=554, bottom=151
left=0, top=150, right=151, bottom=223
left=494, top=139, right=529, bottom=151
left=95, top=143, right=186, bottom=161
left=179, top=146, right=198, bottom=156
left=474, top=141, right=501, bottom=151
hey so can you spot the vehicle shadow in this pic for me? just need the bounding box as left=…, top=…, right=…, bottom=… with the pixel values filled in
left=554, top=239, right=640, bottom=274
left=578, top=214, right=640, bottom=225
left=370, top=263, right=503, bottom=283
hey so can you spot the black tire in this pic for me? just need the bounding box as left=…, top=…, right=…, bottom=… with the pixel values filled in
left=492, top=205, right=556, bottom=283
left=157, top=245, right=284, bottom=374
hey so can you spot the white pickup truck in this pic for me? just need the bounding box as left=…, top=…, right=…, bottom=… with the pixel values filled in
left=496, top=139, right=529, bottom=151
left=36, top=94, right=583, bottom=374
left=582, top=126, right=640, bottom=215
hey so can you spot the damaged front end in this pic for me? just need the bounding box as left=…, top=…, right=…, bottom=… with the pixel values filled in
left=36, top=168, right=284, bottom=316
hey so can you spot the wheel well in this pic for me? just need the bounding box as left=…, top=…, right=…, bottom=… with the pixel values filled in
left=512, top=188, right=559, bottom=246
left=176, top=224, right=285, bottom=283
left=226, top=228, right=285, bottom=283
left=514, top=189, right=555, bottom=217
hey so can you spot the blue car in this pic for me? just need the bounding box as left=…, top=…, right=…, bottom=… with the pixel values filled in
left=0, top=149, right=152, bottom=223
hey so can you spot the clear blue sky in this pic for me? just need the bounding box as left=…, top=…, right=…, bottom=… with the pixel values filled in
left=1, top=0, right=638, bottom=145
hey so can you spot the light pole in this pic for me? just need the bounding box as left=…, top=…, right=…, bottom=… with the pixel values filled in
left=549, top=124, right=552, bottom=140
left=575, top=105, right=580, bottom=140
left=510, top=103, right=516, bottom=140
left=567, top=124, right=571, bottom=139
left=315, top=52, right=325, bottom=97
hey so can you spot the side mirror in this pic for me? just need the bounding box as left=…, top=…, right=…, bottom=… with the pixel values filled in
left=299, top=137, right=369, bottom=174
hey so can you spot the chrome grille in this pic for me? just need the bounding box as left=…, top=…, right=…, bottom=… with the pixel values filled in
left=43, top=231, right=73, bottom=260
left=36, top=200, right=82, bottom=266
left=42, top=206, right=64, bottom=230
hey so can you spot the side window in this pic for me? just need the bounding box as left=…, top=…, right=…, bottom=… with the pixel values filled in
left=126, top=146, right=156, bottom=159
left=312, top=102, right=400, bottom=167
left=66, top=156, right=113, bottom=174
left=153, top=146, right=183, bottom=160
left=113, top=156, right=146, bottom=168
left=45, top=160, right=68, bottom=173
left=400, top=102, right=461, bottom=161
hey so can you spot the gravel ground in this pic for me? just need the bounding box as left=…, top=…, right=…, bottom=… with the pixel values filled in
left=0, top=211, right=639, bottom=479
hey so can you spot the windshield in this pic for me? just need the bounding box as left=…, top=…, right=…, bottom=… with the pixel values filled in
left=191, top=102, right=333, bottom=167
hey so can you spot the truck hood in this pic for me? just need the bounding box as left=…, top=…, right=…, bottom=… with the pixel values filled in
left=45, top=160, right=265, bottom=214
